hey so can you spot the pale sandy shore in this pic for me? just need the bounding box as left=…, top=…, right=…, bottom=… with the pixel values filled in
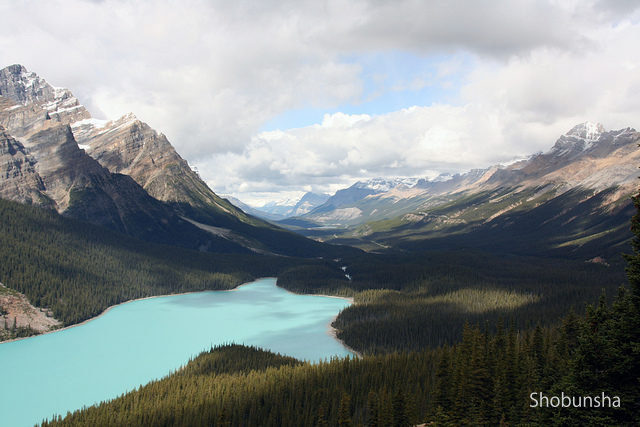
left=327, top=314, right=363, bottom=359
left=1, top=277, right=360, bottom=359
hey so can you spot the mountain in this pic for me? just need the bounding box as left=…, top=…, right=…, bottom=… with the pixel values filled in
left=71, top=113, right=247, bottom=223
left=0, top=69, right=230, bottom=250
left=248, top=198, right=299, bottom=220
left=0, top=65, right=355, bottom=257
left=292, top=122, right=639, bottom=259
left=226, top=192, right=331, bottom=222
left=290, top=192, right=331, bottom=216
left=289, top=179, right=420, bottom=227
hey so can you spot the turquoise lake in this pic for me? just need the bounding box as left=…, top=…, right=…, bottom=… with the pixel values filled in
left=0, top=278, right=353, bottom=426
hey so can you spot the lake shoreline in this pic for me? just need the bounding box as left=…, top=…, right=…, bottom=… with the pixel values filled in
left=0, top=278, right=264, bottom=345
left=272, top=284, right=359, bottom=359
left=1, top=277, right=357, bottom=359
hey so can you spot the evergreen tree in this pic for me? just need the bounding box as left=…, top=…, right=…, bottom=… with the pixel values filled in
left=392, top=390, right=409, bottom=427
left=338, top=393, right=352, bottom=427
left=317, top=402, right=329, bottom=427
left=378, top=390, right=393, bottom=427
left=434, top=348, right=452, bottom=410
left=366, top=391, right=378, bottom=427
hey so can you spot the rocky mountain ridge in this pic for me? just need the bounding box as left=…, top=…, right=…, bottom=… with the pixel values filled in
left=291, top=122, right=639, bottom=230
left=332, top=123, right=637, bottom=258
left=0, top=64, right=352, bottom=257
left=0, top=70, right=223, bottom=248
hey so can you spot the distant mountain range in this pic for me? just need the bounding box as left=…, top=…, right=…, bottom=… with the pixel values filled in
left=278, top=121, right=638, bottom=259
left=1, top=64, right=636, bottom=261
left=0, top=64, right=354, bottom=258
left=228, top=192, right=330, bottom=221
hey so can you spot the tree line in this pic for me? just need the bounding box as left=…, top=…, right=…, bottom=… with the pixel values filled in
left=42, top=278, right=639, bottom=425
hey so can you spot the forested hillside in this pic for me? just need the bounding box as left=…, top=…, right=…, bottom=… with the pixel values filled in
left=1, top=194, right=628, bottom=358
left=44, top=275, right=640, bottom=426
left=0, top=198, right=301, bottom=326
left=278, top=250, right=627, bottom=353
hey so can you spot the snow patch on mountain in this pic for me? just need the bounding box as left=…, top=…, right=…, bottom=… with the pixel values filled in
left=354, top=177, right=419, bottom=192
left=566, top=122, right=605, bottom=141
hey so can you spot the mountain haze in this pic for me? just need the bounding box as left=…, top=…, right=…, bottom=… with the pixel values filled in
left=232, top=192, right=331, bottom=221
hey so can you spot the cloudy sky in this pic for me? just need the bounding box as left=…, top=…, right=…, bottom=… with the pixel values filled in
left=1, top=0, right=640, bottom=205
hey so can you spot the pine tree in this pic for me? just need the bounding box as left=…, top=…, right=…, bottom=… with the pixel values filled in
left=434, top=348, right=452, bottom=409
left=378, top=390, right=393, bottom=427
left=366, top=391, right=379, bottom=427
left=317, top=402, right=329, bottom=427
left=338, top=393, right=352, bottom=427
left=392, top=390, right=409, bottom=427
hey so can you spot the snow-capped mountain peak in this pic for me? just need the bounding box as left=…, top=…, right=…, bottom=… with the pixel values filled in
left=0, top=64, right=90, bottom=125
left=354, top=177, right=419, bottom=192
left=565, top=122, right=605, bottom=141
left=550, top=122, right=607, bottom=156
left=0, top=64, right=56, bottom=105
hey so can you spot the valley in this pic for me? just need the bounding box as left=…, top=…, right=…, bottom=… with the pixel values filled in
left=0, top=63, right=638, bottom=427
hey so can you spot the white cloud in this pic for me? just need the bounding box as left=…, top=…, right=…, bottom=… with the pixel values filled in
left=201, top=105, right=514, bottom=196
left=1, top=0, right=639, bottom=203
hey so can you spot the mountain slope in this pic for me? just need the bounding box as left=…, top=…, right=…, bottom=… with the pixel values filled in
left=0, top=126, right=50, bottom=206
left=0, top=65, right=251, bottom=252
left=72, top=113, right=246, bottom=221
left=295, top=123, right=639, bottom=233
left=0, top=64, right=356, bottom=257
left=310, top=123, right=640, bottom=258
left=71, top=113, right=352, bottom=256
left=0, top=197, right=281, bottom=328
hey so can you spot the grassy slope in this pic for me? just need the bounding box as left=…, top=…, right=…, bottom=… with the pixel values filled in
left=329, top=187, right=634, bottom=260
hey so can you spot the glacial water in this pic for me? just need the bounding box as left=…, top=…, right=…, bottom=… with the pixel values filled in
left=0, top=278, right=353, bottom=426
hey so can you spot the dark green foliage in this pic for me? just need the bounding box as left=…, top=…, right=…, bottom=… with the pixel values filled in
left=42, top=345, right=437, bottom=427
left=180, top=344, right=302, bottom=377
left=338, top=393, right=353, bottom=427
left=0, top=198, right=307, bottom=326
left=43, top=287, right=640, bottom=427
left=0, top=323, right=39, bottom=341
left=280, top=250, right=626, bottom=354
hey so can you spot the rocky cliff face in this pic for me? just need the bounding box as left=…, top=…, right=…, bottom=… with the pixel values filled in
left=0, top=65, right=250, bottom=251
left=0, top=126, right=49, bottom=206
left=0, top=64, right=90, bottom=126
left=72, top=114, right=249, bottom=223
left=0, top=64, right=238, bottom=222
left=0, top=65, right=344, bottom=257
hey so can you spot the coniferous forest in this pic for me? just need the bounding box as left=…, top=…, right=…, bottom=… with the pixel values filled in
left=3, top=4, right=640, bottom=426
left=42, top=275, right=639, bottom=426
left=10, top=196, right=632, bottom=425
left=1, top=194, right=638, bottom=425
